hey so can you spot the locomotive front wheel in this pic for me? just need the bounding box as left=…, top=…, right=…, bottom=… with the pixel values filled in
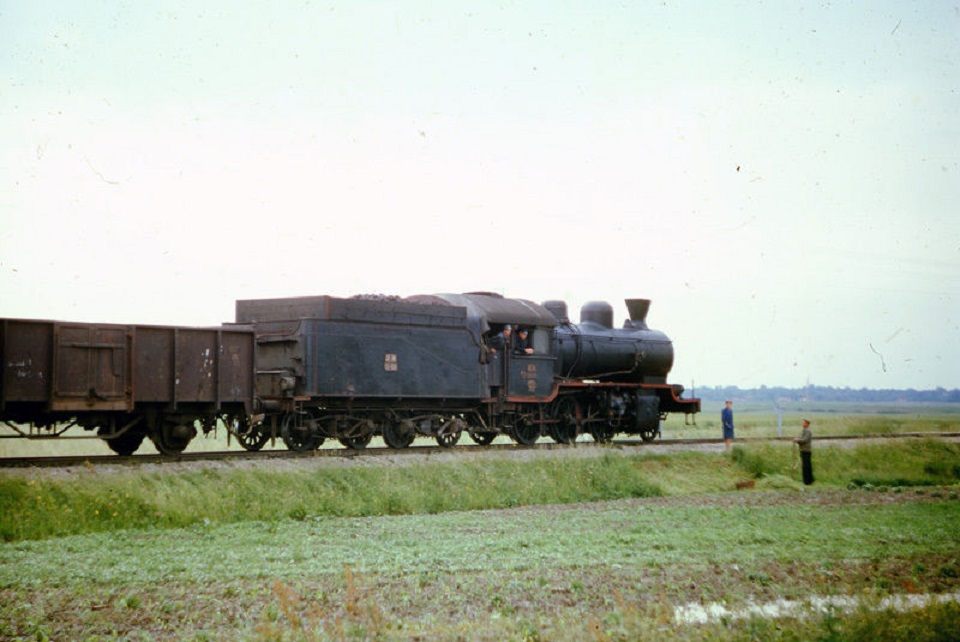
left=381, top=420, right=415, bottom=449
left=281, top=413, right=320, bottom=451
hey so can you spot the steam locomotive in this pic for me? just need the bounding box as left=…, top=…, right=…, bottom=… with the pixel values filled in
left=0, top=292, right=699, bottom=455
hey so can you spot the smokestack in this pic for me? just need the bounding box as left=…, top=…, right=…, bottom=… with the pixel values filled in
left=624, top=299, right=651, bottom=330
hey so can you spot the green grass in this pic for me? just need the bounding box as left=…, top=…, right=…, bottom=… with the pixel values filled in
left=0, top=453, right=664, bottom=542
left=3, top=440, right=958, bottom=542
left=1, top=488, right=958, bottom=639
left=671, top=402, right=960, bottom=441
left=729, top=439, right=960, bottom=489
left=2, top=495, right=959, bottom=588
left=2, top=437, right=960, bottom=640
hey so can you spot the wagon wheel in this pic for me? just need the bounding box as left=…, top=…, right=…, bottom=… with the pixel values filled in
left=281, top=412, right=319, bottom=452
left=234, top=418, right=270, bottom=452
left=469, top=431, right=496, bottom=446
left=152, top=421, right=195, bottom=456
left=382, top=419, right=415, bottom=449
left=103, top=428, right=146, bottom=456
left=511, top=416, right=540, bottom=446
left=550, top=397, right=580, bottom=445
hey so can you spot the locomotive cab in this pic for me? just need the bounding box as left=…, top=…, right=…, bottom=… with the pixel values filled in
left=409, top=293, right=559, bottom=402
left=485, top=323, right=556, bottom=399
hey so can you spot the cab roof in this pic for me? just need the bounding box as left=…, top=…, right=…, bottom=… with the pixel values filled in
left=407, top=292, right=557, bottom=332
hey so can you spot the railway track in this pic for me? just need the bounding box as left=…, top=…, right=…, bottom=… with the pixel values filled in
left=1, top=432, right=958, bottom=469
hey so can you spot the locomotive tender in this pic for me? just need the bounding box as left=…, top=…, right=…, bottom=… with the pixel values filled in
left=0, top=292, right=699, bottom=455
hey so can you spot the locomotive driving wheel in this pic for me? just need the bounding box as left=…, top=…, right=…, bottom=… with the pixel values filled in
left=510, top=415, right=540, bottom=446
left=549, top=396, right=580, bottom=445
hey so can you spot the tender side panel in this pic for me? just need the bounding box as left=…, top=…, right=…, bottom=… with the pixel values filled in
left=298, top=320, right=484, bottom=399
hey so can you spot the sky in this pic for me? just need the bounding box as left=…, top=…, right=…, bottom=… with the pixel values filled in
left=1, top=1, right=958, bottom=391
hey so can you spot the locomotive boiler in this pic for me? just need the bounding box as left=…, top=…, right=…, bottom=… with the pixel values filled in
left=548, top=298, right=675, bottom=384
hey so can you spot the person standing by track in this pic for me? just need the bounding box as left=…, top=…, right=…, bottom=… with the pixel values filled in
left=794, top=419, right=814, bottom=485
left=721, top=400, right=735, bottom=451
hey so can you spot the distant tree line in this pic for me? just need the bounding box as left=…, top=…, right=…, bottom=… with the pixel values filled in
left=692, top=385, right=960, bottom=404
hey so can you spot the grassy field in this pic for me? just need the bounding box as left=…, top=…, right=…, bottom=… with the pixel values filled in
left=1, top=421, right=959, bottom=640
left=671, top=400, right=960, bottom=441
left=2, top=491, right=959, bottom=640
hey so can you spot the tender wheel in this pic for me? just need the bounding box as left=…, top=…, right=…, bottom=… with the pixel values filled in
left=550, top=397, right=580, bottom=445
left=104, top=429, right=145, bottom=456
left=511, top=417, right=540, bottom=446
left=469, top=431, right=496, bottom=446
left=340, top=433, right=373, bottom=450
left=436, top=430, right=462, bottom=447
left=382, top=419, right=415, bottom=449
left=152, top=421, right=195, bottom=455
left=234, top=419, right=270, bottom=452
left=281, top=412, right=320, bottom=452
